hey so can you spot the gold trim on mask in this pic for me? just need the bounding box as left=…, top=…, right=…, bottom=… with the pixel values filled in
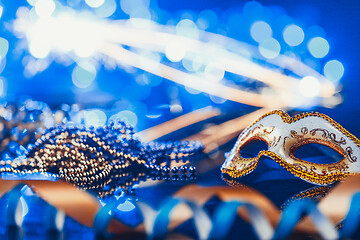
left=221, top=110, right=360, bottom=185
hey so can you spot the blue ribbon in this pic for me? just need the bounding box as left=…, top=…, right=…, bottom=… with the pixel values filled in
left=273, top=198, right=338, bottom=239
left=151, top=197, right=211, bottom=239
left=45, top=204, right=60, bottom=231
left=93, top=196, right=127, bottom=234
left=210, top=200, right=273, bottom=239
left=6, top=184, right=25, bottom=227
left=3, top=184, right=360, bottom=239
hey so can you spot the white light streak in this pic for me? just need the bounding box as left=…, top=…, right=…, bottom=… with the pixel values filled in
left=204, top=62, right=225, bottom=82
left=12, top=6, right=339, bottom=109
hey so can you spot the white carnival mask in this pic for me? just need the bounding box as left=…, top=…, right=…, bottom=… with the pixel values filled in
left=221, top=110, right=360, bottom=185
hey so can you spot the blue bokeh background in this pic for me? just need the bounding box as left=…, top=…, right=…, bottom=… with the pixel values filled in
left=0, top=0, right=359, bottom=133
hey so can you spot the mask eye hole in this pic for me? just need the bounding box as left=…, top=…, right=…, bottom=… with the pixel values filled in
left=239, top=139, right=268, bottom=158
left=293, top=143, right=344, bottom=164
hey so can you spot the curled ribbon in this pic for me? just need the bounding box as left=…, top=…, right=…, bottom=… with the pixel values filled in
left=0, top=175, right=359, bottom=239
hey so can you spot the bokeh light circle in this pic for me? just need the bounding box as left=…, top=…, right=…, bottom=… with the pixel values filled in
left=308, top=37, right=329, bottom=58
left=35, top=0, right=56, bottom=18
left=94, top=0, right=117, bottom=18
left=324, top=60, right=344, bottom=82
left=85, top=0, right=105, bottom=8
left=176, top=19, right=199, bottom=39
left=84, top=109, right=107, bottom=127
left=259, top=38, right=281, bottom=59
left=72, top=62, right=97, bottom=89
left=0, top=37, right=9, bottom=58
left=250, top=21, right=272, bottom=43
left=283, top=24, right=304, bottom=46
left=0, top=78, right=5, bottom=96
left=110, top=110, right=138, bottom=126
left=166, top=41, right=186, bottom=62
left=29, top=40, right=50, bottom=59
left=298, top=76, right=321, bottom=98
left=204, top=62, right=225, bottom=82
left=120, top=0, right=150, bottom=15
left=197, top=9, right=218, bottom=30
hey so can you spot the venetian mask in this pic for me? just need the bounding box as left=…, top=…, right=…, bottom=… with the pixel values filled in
left=221, top=110, right=360, bottom=185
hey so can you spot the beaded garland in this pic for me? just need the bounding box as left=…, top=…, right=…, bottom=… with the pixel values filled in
left=0, top=100, right=202, bottom=197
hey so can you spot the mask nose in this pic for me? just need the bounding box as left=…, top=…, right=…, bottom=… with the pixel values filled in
left=221, top=139, right=269, bottom=178
left=221, top=150, right=236, bottom=171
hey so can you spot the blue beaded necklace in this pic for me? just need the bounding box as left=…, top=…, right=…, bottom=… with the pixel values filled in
left=0, top=100, right=202, bottom=197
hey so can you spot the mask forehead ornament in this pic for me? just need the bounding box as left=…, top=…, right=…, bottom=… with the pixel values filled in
left=221, top=110, right=360, bottom=185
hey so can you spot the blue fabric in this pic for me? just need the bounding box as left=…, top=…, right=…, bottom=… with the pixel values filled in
left=63, top=217, right=94, bottom=240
